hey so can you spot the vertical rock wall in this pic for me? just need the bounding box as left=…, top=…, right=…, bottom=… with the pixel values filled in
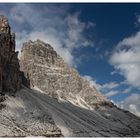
left=0, top=16, right=21, bottom=94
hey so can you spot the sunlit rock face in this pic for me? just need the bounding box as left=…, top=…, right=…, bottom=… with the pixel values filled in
left=0, top=16, right=10, bottom=34
left=0, top=15, right=21, bottom=94
left=20, top=39, right=106, bottom=108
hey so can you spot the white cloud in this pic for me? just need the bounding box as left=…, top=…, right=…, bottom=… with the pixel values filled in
left=102, top=82, right=119, bottom=90
left=83, top=76, right=140, bottom=116
left=86, top=21, right=96, bottom=29
left=136, top=15, right=140, bottom=23
left=82, top=75, right=120, bottom=97
left=105, top=90, right=119, bottom=97
left=110, top=30, right=140, bottom=88
left=118, top=94, right=140, bottom=117
left=135, top=14, right=140, bottom=27
left=7, top=4, right=94, bottom=67
left=117, top=31, right=140, bottom=48
left=122, top=87, right=132, bottom=94
left=82, top=75, right=102, bottom=91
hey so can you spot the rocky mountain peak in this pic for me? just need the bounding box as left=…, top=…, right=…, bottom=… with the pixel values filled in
left=0, top=15, right=21, bottom=94
left=0, top=15, right=10, bottom=34
left=20, top=39, right=67, bottom=68
left=20, top=39, right=107, bottom=108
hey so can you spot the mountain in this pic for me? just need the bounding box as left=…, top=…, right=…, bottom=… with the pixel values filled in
left=20, top=39, right=106, bottom=109
left=0, top=16, right=21, bottom=95
left=0, top=15, right=140, bottom=137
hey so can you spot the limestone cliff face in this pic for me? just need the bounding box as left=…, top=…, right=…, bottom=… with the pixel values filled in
left=0, top=16, right=21, bottom=94
left=20, top=39, right=106, bottom=108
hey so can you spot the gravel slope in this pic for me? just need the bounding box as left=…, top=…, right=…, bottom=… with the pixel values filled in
left=0, top=87, right=140, bottom=137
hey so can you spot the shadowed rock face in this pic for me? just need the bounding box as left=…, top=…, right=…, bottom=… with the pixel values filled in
left=0, top=15, right=21, bottom=94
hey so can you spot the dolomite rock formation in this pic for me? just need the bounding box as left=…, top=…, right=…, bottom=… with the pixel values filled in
left=18, top=39, right=140, bottom=137
left=0, top=15, right=21, bottom=94
left=20, top=39, right=106, bottom=108
left=1, top=16, right=140, bottom=137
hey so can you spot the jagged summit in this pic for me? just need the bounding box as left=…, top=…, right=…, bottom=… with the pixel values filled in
left=21, top=39, right=66, bottom=67
left=0, top=15, right=21, bottom=94
left=0, top=15, right=10, bottom=34
left=22, top=39, right=53, bottom=51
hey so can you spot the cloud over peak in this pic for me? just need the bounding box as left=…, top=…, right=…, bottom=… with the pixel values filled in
left=6, top=4, right=94, bottom=67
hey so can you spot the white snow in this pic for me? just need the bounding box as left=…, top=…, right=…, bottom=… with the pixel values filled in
left=33, top=86, right=44, bottom=93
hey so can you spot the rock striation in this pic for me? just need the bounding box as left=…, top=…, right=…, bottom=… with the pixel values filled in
left=20, top=39, right=106, bottom=108
left=0, top=15, right=21, bottom=94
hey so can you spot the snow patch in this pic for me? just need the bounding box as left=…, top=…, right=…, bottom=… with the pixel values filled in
left=33, top=86, right=44, bottom=93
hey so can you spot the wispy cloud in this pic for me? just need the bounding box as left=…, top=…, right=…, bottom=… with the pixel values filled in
left=82, top=75, right=120, bottom=97
left=83, top=75, right=140, bottom=116
left=82, top=75, right=102, bottom=91
left=118, top=93, right=140, bottom=117
left=1, top=3, right=94, bottom=67
left=102, top=82, right=119, bottom=90
left=122, top=87, right=132, bottom=94
left=105, top=90, right=119, bottom=97
left=110, top=16, right=140, bottom=88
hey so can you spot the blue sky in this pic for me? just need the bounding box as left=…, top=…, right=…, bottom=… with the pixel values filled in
left=0, top=3, right=140, bottom=116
